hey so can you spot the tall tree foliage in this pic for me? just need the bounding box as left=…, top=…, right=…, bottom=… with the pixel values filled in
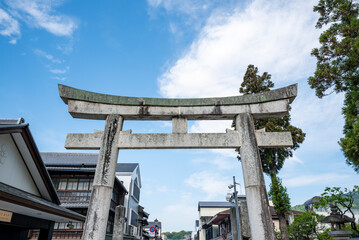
left=235, top=65, right=306, bottom=240
left=163, top=231, right=192, bottom=240
left=309, top=0, right=359, bottom=171
left=269, top=174, right=291, bottom=240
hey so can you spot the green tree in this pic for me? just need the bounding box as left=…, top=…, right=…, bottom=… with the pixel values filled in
left=314, top=186, right=359, bottom=235
left=234, top=65, right=306, bottom=240
left=269, top=175, right=291, bottom=240
left=308, top=0, right=359, bottom=171
left=288, top=212, right=332, bottom=240
left=163, top=231, right=192, bottom=240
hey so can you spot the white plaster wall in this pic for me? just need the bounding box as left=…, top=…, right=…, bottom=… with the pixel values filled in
left=199, top=229, right=206, bottom=240
left=200, top=207, right=230, bottom=218
left=116, top=166, right=141, bottom=237
left=273, top=219, right=280, bottom=232
left=117, top=175, right=131, bottom=206
left=0, top=134, right=40, bottom=196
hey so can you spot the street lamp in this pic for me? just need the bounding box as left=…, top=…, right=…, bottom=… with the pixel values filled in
left=226, top=176, right=242, bottom=240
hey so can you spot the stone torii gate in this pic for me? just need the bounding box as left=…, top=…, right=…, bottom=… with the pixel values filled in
left=58, top=84, right=297, bottom=240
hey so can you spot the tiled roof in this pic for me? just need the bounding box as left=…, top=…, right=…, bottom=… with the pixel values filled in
left=41, top=152, right=138, bottom=173
left=41, top=152, right=98, bottom=165
left=61, top=202, right=89, bottom=208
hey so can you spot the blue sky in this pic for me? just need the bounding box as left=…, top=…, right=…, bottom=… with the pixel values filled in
left=0, top=0, right=358, bottom=232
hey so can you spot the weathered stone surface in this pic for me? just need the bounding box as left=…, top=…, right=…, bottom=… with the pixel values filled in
left=113, top=205, right=126, bottom=240
left=58, top=84, right=298, bottom=240
left=236, top=113, right=275, bottom=240
left=59, top=84, right=297, bottom=106
left=239, top=200, right=251, bottom=239
left=64, top=131, right=293, bottom=149
left=67, top=99, right=290, bottom=120
left=82, top=115, right=123, bottom=240
left=172, top=117, right=187, bottom=133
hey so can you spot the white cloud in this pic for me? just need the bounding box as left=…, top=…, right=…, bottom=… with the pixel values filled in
left=147, top=0, right=212, bottom=15
left=283, top=173, right=349, bottom=187
left=191, top=155, right=238, bottom=170
left=290, top=88, right=345, bottom=153
left=160, top=191, right=198, bottom=231
left=147, top=0, right=229, bottom=36
left=9, top=38, right=17, bottom=44
left=49, top=66, right=69, bottom=74
left=185, top=171, right=231, bottom=199
left=155, top=0, right=344, bottom=166
left=157, top=185, right=169, bottom=193
left=33, top=49, right=62, bottom=63
left=0, top=8, right=20, bottom=43
left=190, top=120, right=232, bottom=133
left=158, top=0, right=319, bottom=98
left=56, top=40, right=74, bottom=54
left=6, top=0, right=77, bottom=37
left=285, top=155, right=304, bottom=166
left=52, top=76, right=66, bottom=81
left=0, top=0, right=77, bottom=43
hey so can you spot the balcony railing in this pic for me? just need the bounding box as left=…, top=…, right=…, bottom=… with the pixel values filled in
left=29, top=230, right=83, bottom=239
left=57, top=191, right=91, bottom=202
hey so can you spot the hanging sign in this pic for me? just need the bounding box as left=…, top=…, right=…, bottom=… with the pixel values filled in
left=0, top=209, right=13, bottom=223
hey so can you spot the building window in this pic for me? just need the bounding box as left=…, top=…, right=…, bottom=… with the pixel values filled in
left=54, top=221, right=84, bottom=230
left=132, top=181, right=140, bottom=202
left=58, top=179, right=68, bottom=190
left=53, top=177, right=92, bottom=191
left=78, top=178, right=89, bottom=190
left=67, top=179, right=78, bottom=190
left=131, top=209, right=138, bottom=227
left=52, top=176, right=93, bottom=202
left=107, top=214, right=114, bottom=234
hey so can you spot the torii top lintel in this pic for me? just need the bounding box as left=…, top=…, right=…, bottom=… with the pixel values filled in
left=58, top=84, right=297, bottom=120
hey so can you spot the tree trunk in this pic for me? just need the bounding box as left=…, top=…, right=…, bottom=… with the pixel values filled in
left=278, top=214, right=289, bottom=240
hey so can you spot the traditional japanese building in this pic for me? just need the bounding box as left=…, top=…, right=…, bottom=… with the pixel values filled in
left=40, top=152, right=149, bottom=240
left=0, top=119, right=85, bottom=239
left=40, top=152, right=128, bottom=239
left=138, top=205, right=150, bottom=240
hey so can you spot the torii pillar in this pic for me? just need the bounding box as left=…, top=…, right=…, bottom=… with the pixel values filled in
left=58, top=84, right=298, bottom=240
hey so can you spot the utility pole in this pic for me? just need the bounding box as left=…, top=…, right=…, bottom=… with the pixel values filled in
left=227, top=176, right=242, bottom=240
left=232, top=176, right=242, bottom=240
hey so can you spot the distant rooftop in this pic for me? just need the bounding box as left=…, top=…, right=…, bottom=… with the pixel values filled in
left=0, top=118, right=24, bottom=125
left=41, top=152, right=98, bottom=166
left=145, top=220, right=162, bottom=229
left=198, top=201, right=234, bottom=211
left=41, top=152, right=138, bottom=173
left=116, top=163, right=138, bottom=173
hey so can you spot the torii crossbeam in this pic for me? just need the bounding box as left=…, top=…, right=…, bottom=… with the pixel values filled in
left=58, top=84, right=298, bottom=240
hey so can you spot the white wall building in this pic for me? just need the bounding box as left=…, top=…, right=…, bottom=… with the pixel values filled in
left=116, top=163, right=142, bottom=238
left=197, top=202, right=233, bottom=240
